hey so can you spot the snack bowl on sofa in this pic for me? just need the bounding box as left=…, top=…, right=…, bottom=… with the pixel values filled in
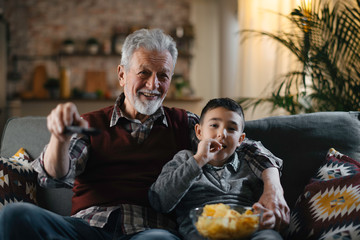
left=190, top=203, right=261, bottom=240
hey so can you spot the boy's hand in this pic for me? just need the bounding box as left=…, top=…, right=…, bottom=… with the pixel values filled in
left=252, top=202, right=276, bottom=230
left=194, top=139, right=222, bottom=167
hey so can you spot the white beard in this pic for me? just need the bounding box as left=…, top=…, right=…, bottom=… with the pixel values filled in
left=125, top=85, right=165, bottom=115
left=133, top=95, right=164, bottom=115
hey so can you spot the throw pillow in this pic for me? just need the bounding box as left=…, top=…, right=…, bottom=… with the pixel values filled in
left=0, top=148, right=37, bottom=209
left=286, top=148, right=360, bottom=240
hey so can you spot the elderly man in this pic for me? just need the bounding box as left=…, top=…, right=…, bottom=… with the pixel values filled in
left=0, top=29, right=289, bottom=240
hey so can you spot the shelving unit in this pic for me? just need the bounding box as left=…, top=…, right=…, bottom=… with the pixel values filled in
left=13, top=28, right=195, bottom=102
left=6, top=26, right=201, bottom=120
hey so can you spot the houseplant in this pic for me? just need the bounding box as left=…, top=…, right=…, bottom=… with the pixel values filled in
left=86, top=38, right=100, bottom=54
left=239, top=0, right=360, bottom=114
left=62, top=39, right=75, bottom=54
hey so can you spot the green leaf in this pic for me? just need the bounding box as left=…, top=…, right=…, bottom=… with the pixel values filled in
left=239, top=0, right=360, bottom=114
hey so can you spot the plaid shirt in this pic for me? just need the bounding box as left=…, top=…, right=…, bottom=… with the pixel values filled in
left=32, top=94, right=282, bottom=235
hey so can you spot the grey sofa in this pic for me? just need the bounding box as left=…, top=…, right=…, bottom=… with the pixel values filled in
left=0, top=116, right=73, bottom=216
left=0, top=111, right=359, bottom=216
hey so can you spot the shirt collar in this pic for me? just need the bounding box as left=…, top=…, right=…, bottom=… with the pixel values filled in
left=205, top=153, right=240, bottom=172
left=110, top=93, right=168, bottom=127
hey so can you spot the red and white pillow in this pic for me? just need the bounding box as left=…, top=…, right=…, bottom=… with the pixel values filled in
left=286, top=148, right=360, bottom=240
left=0, top=148, right=37, bottom=209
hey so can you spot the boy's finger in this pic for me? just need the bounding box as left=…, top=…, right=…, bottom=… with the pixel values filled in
left=209, top=140, right=222, bottom=152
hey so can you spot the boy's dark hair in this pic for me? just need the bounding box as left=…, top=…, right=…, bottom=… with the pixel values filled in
left=199, top=98, right=245, bottom=131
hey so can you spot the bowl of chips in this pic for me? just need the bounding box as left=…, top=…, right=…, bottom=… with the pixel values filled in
left=190, top=203, right=261, bottom=240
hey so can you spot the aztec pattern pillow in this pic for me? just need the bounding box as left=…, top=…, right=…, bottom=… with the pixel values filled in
left=286, top=148, right=360, bottom=240
left=0, top=148, right=37, bottom=209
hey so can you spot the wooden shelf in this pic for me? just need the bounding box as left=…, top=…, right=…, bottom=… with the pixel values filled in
left=59, top=52, right=192, bottom=58
left=59, top=52, right=121, bottom=57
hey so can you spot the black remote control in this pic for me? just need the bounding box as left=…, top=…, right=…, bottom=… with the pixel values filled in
left=64, top=126, right=101, bottom=136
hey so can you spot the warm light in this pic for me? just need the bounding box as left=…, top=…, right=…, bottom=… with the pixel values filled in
left=296, top=0, right=312, bottom=32
left=304, top=0, right=312, bottom=13
left=297, top=0, right=312, bottom=13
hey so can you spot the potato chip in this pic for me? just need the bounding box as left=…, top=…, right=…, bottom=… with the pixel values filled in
left=194, top=203, right=259, bottom=240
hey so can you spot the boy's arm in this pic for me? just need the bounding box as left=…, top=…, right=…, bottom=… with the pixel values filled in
left=148, top=150, right=202, bottom=213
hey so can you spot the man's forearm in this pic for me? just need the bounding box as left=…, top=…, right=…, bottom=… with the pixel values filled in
left=262, top=167, right=283, bottom=194
left=43, top=135, right=71, bottom=179
left=259, top=167, right=290, bottom=230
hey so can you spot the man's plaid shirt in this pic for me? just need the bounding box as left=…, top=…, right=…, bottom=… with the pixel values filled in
left=31, top=94, right=283, bottom=235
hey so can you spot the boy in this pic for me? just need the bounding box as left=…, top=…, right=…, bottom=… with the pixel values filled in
left=149, top=98, right=283, bottom=239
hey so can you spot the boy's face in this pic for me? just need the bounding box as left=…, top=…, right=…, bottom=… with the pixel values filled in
left=195, top=107, right=245, bottom=165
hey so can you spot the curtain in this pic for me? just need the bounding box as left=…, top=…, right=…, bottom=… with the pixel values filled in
left=237, top=0, right=300, bottom=118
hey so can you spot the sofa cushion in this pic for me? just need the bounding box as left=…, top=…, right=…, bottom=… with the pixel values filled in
left=0, top=148, right=37, bottom=209
left=244, top=111, right=360, bottom=208
left=0, top=116, right=73, bottom=216
left=286, top=148, right=360, bottom=239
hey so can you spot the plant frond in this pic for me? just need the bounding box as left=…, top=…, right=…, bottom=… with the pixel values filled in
left=239, top=0, right=360, bottom=114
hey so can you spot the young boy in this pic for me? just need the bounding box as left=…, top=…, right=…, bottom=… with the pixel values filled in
left=149, top=98, right=283, bottom=240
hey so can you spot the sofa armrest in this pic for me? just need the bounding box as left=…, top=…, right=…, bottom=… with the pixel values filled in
left=0, top=116, right=73, bottom=216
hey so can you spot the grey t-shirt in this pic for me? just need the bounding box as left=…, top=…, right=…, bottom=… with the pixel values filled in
left=149, top=149, right=263, bottom=238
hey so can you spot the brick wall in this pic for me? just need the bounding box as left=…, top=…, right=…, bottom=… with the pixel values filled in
left=4, top=0, right=191, bottom=98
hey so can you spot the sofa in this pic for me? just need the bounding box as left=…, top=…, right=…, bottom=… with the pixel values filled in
left=0, top=116, right=73, bottom=216
left=0, top=111, right=359, bottom=238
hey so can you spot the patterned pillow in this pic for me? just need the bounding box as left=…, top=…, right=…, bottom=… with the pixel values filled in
left=0, top=148, right=37, bottom=209
left=286, top=148, right=360, bottom=240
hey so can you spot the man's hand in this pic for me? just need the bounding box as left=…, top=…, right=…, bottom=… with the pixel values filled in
left=44, top=102, right=88, bottom=179
left=259, top=167, right=290, bottom=232
left=252, top=202, right=276, bottom=230
left=47, top=102, right=88, bottom=142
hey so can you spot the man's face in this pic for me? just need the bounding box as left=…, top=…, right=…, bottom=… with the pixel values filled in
left=118, top=48, right=174, bottom=119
